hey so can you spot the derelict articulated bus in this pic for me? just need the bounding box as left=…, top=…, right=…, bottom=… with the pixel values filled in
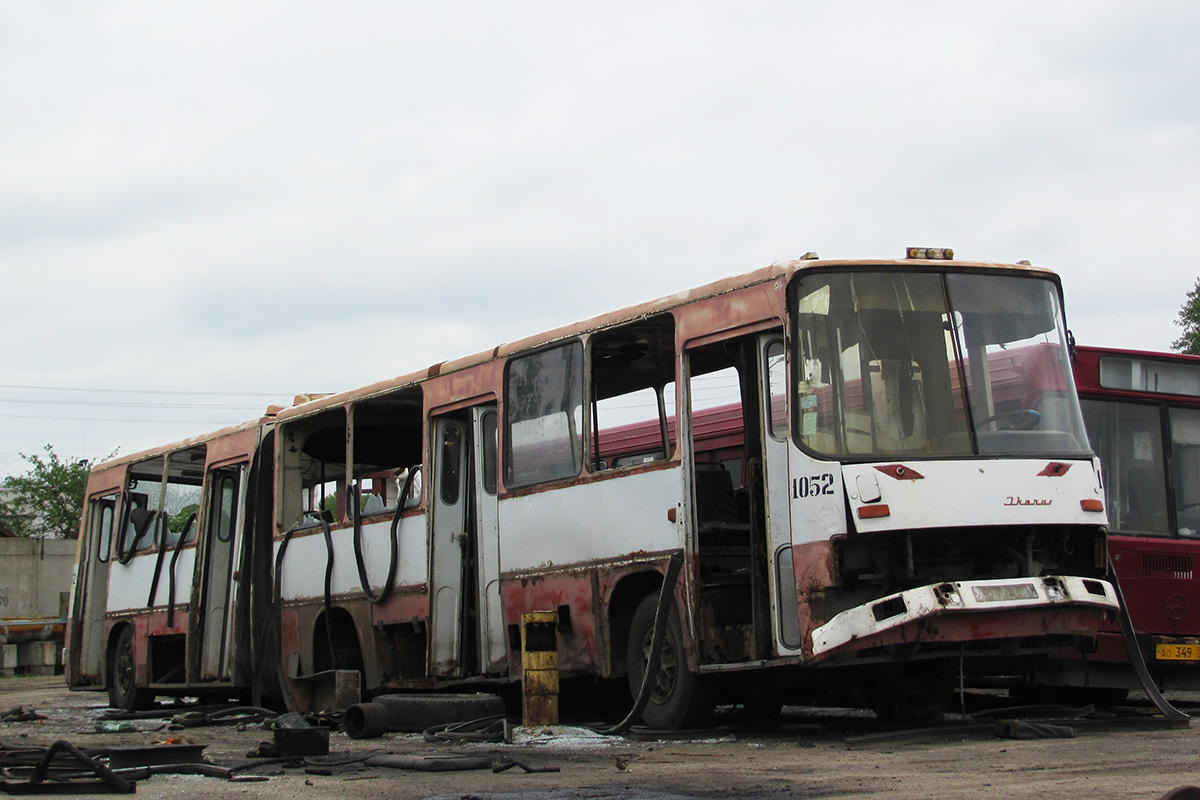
left=66, top=250, right=1121, bottom=726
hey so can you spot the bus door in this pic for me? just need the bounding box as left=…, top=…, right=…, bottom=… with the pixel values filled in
left=688, top=332, right=781, bottom=663
left=759, top=335, right=803, bottom=654
left=472, top=407, right=506, bottom=672
left=192, top=463, right=247, bottom=682
left=429, top=406, right=503, bottom=677
left=69, top=491, right=118, bottom=684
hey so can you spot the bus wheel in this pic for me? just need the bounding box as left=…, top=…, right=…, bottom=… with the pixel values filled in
left=108, top=627, right=154, bottom=711
left=626, top=594, right=712, bottom=730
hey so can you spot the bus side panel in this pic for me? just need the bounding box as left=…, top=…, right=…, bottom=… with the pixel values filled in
left=498, top=467, right=683, bottom=574
left=500, top=570, right=599, bottom=674
left=106, top=551, right=195, bottom=614
left=790, top=539, right=836, bottom=659
left=106, top=547, right=195, bottom=616
left=107, top=553, right=166, bottom=612
left=276, top=514, right=428, bottom=601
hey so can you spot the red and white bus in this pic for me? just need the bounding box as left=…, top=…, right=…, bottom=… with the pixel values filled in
left=66, top=250, right=1121, bottom=726
left=1021, top=346, right=1199, bottom=695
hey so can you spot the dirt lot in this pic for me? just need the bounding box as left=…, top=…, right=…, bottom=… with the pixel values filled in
left=1, top=675, right=1197, bottom=800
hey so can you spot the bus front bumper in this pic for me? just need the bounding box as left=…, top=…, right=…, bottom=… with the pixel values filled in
left=811, top=576, right=1119, bottom=661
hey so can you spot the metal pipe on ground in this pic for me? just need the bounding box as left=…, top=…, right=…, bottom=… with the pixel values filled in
left=343, top=693, right=507, bottom=739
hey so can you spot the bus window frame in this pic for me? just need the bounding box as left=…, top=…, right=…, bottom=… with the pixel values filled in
left=787, top=266, right=1088, bottom=462
left=503, top=339, right=586, bottom=490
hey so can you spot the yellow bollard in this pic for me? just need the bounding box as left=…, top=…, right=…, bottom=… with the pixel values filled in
left=521, top=611, right=559, bottom=726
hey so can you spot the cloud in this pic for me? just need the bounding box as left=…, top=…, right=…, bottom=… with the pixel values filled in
left=1, top=0, right=1197, bottom=475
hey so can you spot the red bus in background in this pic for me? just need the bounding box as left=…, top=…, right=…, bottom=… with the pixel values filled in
left=1024, top=346, right=1200, bottom=695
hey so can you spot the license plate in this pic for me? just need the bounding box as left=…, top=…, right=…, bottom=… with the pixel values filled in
left=1155, top=643, right=1199, bottom=661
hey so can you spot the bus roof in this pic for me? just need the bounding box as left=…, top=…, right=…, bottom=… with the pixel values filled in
left=85, top=417, right=266, bottom=477
left=270, top=256, right=1053, bottom=423
left=99, top=256, right=1057, bottom=442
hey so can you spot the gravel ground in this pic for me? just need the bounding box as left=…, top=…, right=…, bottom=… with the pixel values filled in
left=1, top=675, right=1198, bottom=800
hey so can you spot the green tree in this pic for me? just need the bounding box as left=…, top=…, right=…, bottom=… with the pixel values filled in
left=1173, top=277, right=1200, bottom=356
left=0, top=446, right=93, bottom=539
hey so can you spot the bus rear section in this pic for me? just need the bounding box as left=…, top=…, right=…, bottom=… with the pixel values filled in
left=1017, top=346, right=1200, bottom=697
left=64, top=421, right=274, bottom=709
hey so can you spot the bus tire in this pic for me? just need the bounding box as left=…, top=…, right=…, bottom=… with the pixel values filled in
left=626, top=594, right=712, bottom=730
left=108, top=626, right=154, bottom=711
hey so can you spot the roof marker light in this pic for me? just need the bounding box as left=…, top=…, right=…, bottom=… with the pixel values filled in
left=800, top=251, right=820, bottom=260
left=905, top=247, right=954, bottom=260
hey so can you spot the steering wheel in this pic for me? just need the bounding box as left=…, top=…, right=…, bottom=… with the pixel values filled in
left=976, top=408, right=1041, bottom=430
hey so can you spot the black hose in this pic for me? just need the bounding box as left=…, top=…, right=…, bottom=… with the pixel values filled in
left=319, top=517, right=337, bottom=670
left=115, top=497, right=133, bottom=566
left=592, top=549, right=685, bottom=736
left=351, top=473, right=405, bottom=604
left=254, top=515, right=336, bottom=681
left=171, top=705, right=279, bottom=727
left=254, top=522, right=299, bottom=708
left=165, top=512, right=196, bottom=628
left=1107, top=556, right=1189, bottom=721
left=117, top=503, right=155, bottom=566
left=146, top=513, right=170, bottom=607
left=32, top=740, right=135, bottom=793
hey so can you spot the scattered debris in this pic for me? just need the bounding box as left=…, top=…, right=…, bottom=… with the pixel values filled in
left=0, top=739, right=135, bottom=795
left=492, top=757, right=560, bottom=774
left=0, top=708, right=44, bottom=724
left=995, top=720, right=1077, bottom=740
left=362, top=754, right=492, bottom=772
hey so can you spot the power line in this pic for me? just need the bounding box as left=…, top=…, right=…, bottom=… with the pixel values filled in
left=0, top=384, right=292, bottom=397
left=0, top=413, right=254, bottom=423
left=0, top=398, right=266, bottom=410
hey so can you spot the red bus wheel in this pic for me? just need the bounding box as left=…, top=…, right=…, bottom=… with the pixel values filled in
left=107, top=627, right=154, bottom=711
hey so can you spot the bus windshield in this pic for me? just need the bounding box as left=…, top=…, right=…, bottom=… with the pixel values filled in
left=791, top=270, right=1089, bottom=458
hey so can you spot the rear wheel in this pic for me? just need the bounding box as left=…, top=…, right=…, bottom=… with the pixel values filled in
left=626, top=594, right=712, bottom=730
left=108, top=626, right=154, bottom=711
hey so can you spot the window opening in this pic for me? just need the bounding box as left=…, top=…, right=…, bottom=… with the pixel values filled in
left=791, top=271, right=1088, bottom=458
left=1100, top=356, right=1200, bottom=397
left=350, top=387, right=424, bottom=516
left=505, top=341, right=585, bottom=488
left=1170, top=407, right=1200, bottom=538
left=119, top=445, right=205, bottom=557
left=210, top=470, right=241, bottom=544
left=91, top=495, right=117, bottom=564
left=590, top=313, right=677, bottom=472
left=1081, top=399, right=1169, bottom=536
left=765, top=339, right=787, bottom=441
left=278, top=407, right=348, bottom=531
left=482, top=410, right=498, bottom=495
left=440, top=423, right=463, bottom=505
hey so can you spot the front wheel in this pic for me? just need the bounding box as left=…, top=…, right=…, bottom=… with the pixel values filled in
left=626, top=594, right=712, bottom=730
left=108, top=626, right=154, bottom=711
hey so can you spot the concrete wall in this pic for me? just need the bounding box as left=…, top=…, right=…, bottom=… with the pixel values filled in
left=0, top=538, right=76, bottom=620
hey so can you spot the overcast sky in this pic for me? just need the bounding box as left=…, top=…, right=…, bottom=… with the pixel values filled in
left=1, top=0, right=1197, bottom=479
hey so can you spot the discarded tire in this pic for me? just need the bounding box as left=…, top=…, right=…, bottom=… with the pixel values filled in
left=344, top=693, right=507, bottom=739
